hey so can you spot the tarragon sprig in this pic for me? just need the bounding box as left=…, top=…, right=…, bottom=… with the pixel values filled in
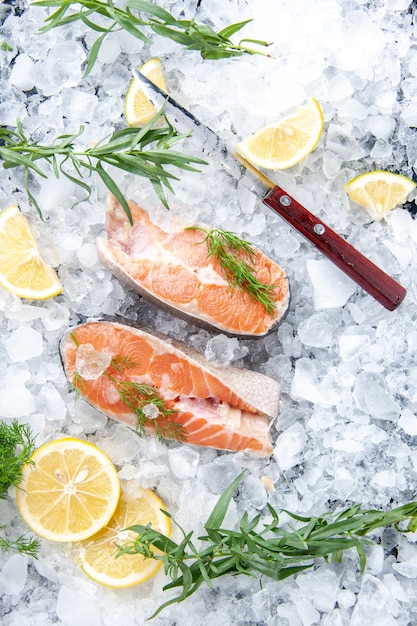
left=33, top=0, right=272, bottom=75
left=118, top=471, right=417, bottom=619
left=0, top=108, right=206, bottom=223
left=187, top=227, right=277, bottom=316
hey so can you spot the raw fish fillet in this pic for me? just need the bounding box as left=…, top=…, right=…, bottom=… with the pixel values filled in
left=96, top=195, right=289, bottom=336
left=60, top=320, right=280, bottom=455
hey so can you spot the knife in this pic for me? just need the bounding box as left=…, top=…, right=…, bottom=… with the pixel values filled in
left=132, top=69, right=406, bottom=311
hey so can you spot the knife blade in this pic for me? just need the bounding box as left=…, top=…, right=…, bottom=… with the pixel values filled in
left=132, top=69, right=406, bottom=311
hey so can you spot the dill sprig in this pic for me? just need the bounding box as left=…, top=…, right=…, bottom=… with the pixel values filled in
left=111, top=379, right=187, bottom=443
left=0, top=420, right=40, bottom=558
left=0, top=420, right=36, bottom=498
left=71, top=352, right=187, bottom=443
left=118, top=471, right=417, bottom=619
left=33, top=0, right=272, bottom=75
left=187, top=226, right=277, bottom=316
left=108, top=356, right=186, bottom=442
left=0, top=529, right=41, bottom=559
left=0, top=111, right=206, bottom=223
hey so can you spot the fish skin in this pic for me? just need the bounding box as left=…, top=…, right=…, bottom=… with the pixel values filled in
left=96, top=195, right=290, bottom=337
left=60, top=320, right=280, bottom=456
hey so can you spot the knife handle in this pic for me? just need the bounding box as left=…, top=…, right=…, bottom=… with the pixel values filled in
left=262, top=185, right=406, bottom=311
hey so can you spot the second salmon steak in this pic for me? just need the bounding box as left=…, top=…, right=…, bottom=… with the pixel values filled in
left=60, top=320, right=280, bottom=456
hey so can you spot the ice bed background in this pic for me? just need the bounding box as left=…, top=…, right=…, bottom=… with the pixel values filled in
left=2, top=0, right=417, bottom=624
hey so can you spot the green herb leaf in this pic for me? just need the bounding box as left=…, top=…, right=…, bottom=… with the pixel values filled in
left=33, top=0, right=272, bottom=74
left=0, top=529, right=41, bottom=559
left=0, top=420, right=36, bottom=497
left=186, top=226, right=278, bottom=316
left=71, top=350, right=187, bottom=443
left=0, top=115, right=206, bottom=222
left=118, top=473, right=417, bottom=619
left=0, top=421, right=40, bottom=558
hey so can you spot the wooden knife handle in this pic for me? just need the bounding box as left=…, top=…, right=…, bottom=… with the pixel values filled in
left=263, top=185, right=406, bottom=311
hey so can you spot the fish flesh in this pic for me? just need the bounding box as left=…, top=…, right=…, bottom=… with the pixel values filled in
left=60, top=320, right=280, bottom=456
left=96, top=195, right=289, bottom=336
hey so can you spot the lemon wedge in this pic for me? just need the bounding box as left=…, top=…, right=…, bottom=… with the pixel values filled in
left=125, top=57, right=167, bottom=127
left=0, top=204, right=63, bottom=300
left=16, top=438, right=121, bottom=543
left=78, top=486, right=171, bottom=588
left=236, top=98, right=324, bottom=170
left=344, top=170, right=416, bottom=220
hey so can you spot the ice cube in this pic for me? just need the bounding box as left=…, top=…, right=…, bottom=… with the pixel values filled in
left=273, top=422, right=307, bottom=470
left=75, top=343, right=112, bottom=380
left=9, top=53, right=35, bottom=91
left=306, top=259, right=357, bottom=309
left=0, top=554, right=28, bottom=595
left=204, top=334, right=248, bottom=364
left=0, top=384, right=36, bottom=418
left=56, top=585, right=101, bottom=626
left=38, top=382, right=67, bottom=422
left=353, top=372, right=400, bottom=421
left=6, top=326, right=43, bottom=362
left=298, top=311, right=341, bottom=348
left=168, top=446, right=200, bottom=480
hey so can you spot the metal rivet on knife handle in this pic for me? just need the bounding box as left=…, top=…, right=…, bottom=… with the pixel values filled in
left=279, top=195, right=291, bottom=206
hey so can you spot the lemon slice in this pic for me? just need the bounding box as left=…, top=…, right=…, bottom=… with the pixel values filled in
left=78, top=486, right=171, bottom=588
left=16, top=438, right=121, bottom=543
left=344, top=170, right=416, bottom=221
left=125, top=57, right=167, bottom=127
left=0, top=204, right=63, bottom=300
left=236, top=98, right=324, bottom=170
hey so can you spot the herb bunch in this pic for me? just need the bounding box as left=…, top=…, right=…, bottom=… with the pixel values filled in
left=34, top=0, right=271, bottom=75
left=118, top=471, right=417, bottom=618
left=188, top=226, right=277, bottom=315
left=0, top=420, right=40, bottom=558
left=0, top=112, right=206, bottom=222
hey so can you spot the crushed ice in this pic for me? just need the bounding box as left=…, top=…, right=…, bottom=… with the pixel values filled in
left=1, top=0, right=417, bottom=624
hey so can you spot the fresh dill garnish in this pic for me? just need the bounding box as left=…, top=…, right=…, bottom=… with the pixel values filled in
left=110, top=379, right=187, bottom=443
left=110, top=356, right=137, bottom=373
left=0, top=529, right=41, bottom=559
left=117, top=471, right=417, bottom=619
left=187, top=226, right=277, bottom=315
left=0, top=420, right=40, bottom=558
left=0, top=420, right=36, bottom=498
left=71, top=350, right=187, bottom=443
left=33, top=0, right=272, bottom=75
left=72, top=371, right=87, bottom=396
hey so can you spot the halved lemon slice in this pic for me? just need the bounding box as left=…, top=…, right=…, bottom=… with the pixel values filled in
left=344, top=170, right=416, bottom=221
left=16, top=438, right=121, bottom=543
left=0, top=205, right=63, bottom=300
left=78, top=486, right=171, bottom=588
left=236, top=98, right=324, bottom=170
left=125, top=57, right=167, bottom=127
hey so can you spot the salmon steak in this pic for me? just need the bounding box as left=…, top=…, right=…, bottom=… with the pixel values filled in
left=60, top=320, right=280, bottom=456
left=96, top=195, right=289, bottom=336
